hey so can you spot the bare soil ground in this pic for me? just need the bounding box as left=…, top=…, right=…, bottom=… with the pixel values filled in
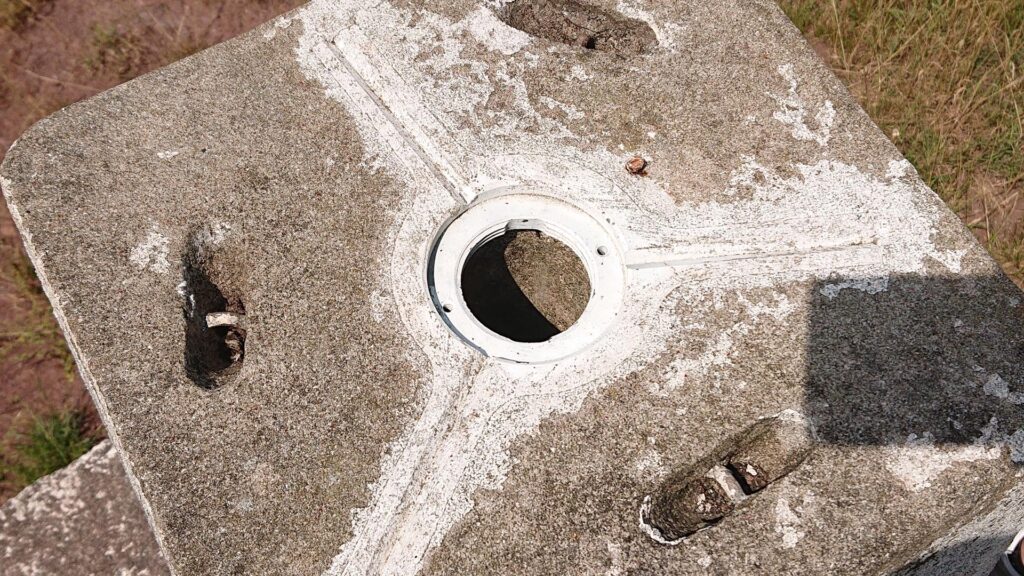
left=0, top=0, right=304, bottom=502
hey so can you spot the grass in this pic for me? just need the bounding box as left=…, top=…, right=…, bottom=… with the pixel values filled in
left=85, top=25, right=145, bottom=80
left=778, top=0, right=1024, bottom=285
left=0, top=409, right=100, bottom=489
left=0, top=239, right=75, bottom=379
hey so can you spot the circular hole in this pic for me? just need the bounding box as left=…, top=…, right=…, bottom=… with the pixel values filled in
left=461, top=229, right=591, bottom=343
left=597, top=246, right=608, bottom=256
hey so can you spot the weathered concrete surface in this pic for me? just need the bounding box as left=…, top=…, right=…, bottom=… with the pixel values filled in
left=0, top=441, right=169, bottom=575
left=1, top=0, right=1023, bottom=575
left=896, top=482, right=1024, bottom=576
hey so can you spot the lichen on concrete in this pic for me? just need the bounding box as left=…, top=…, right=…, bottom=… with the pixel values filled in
left=0, top=441, right=169, bottom=575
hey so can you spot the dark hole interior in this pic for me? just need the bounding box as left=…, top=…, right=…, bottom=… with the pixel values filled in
left=460, top=229, right=591, bottom=343
left=182, top=234, right=244, bottom=389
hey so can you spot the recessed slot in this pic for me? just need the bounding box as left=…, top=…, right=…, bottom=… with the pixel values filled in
left=181, top=229, right=245, bottom=389
left=498, top=0, right=658, bottom=55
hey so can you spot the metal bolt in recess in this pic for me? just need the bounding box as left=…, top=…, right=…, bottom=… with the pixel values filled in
left=643, top=411, right=816, bottom=543
left=206, top=312, right=246, bottom=363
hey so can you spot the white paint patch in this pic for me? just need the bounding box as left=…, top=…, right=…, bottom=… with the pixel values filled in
left=604, top=540, right=626, bottom=576
left=538, top=95, right=585, bottom=121
left=886, top=159, right=915, bottom=181
left=650, top=291, right=794, bottom=396
left=465, top=6, right=532, bottom=55
left=156, top=150, right=180, bottom=160
left=263, top=16, right=294, bottom=40
left=982, top=374, right=1024, bottom=405
left=288, top=2, right=977, bottom=574
left=774, top=495, right=812, bottom=549
left=616, top=0, right=676, bottom=50
left=129, top=228, right=170, bottom=274
left=632, top=449, right=666, bottom=482
left=368, top=289, right=388, bottom=324
left=566, top=64, right=591, bottom=82
left=885, top=419, right=1003, bottom=492
left=931, top=248, right=969, bottom=273
left=771, top=64, right=835, bottom=147
left=697, top=556, right=713, bottom=568
left=204, top=222, right=232, bottom=246
left=820, top=277, right=889, bottom=299
left=492, top=66, right=577, bottom=140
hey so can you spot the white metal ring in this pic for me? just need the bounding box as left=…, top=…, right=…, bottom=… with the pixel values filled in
left=429, top=191, right=625, bottom=364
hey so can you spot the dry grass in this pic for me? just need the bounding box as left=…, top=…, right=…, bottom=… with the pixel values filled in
left=0, top=0, right=46, bottom=31
left=0, top=239, right=75, bottom=379
left=779, top=0, right=1024, bottom=284
left=85, top=25, right=146, bottom=80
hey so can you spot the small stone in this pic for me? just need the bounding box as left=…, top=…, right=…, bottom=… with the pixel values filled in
left=206, top=311, right=244, bottom=328
left=225, top=330, right=245, bottom=363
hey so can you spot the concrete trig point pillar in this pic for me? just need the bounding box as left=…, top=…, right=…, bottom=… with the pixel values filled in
left=2, top=1, right=1023, bottom=574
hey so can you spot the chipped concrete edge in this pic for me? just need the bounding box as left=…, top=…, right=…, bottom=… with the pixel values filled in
left=0, top=157, right=181, bottom=576
left=4, top=440, right=113, bottom=503
left=899, top=478, right=1024, bottom=575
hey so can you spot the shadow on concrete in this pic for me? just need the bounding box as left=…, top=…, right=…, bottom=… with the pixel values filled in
left=804, top=273, right=1024, bottom=573
left=460, top=232, right=562, bottom=343
left=805, top=273, right=1024, bottom=448
left=892, top=534, right=1014, bottom=576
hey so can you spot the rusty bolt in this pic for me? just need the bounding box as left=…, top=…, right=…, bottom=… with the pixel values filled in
left=647, top=475, right=735, bottom=540
left=206, top=311, right=246, bottom=364
left=625, top=156, right=648, bottom=175
left=727, top=410, right=815, bottom=493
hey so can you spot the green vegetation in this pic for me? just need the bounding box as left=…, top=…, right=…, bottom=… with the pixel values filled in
left=1, top=409, right=99, bottom=489
left=779, top=0, right=1024, bottom=284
